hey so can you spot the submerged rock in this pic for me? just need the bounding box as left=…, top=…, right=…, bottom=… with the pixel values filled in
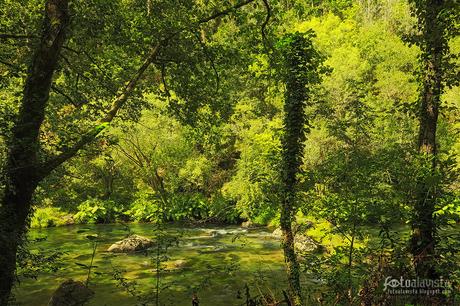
left=208, top=230, right=221, bottom=237
left=107, top=234, right=154, bottom=253
left=48, top=279, right=94, bottom=306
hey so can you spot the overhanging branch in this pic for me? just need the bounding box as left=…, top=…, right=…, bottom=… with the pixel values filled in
left=39, top=0, right=265, bottom=177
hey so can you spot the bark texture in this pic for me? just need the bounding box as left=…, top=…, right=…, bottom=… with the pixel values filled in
left=410, top=0, right=445, bottom=279
left=0, top=1, right=69, bottom=304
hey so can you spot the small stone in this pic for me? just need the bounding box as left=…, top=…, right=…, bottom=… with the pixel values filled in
left=271, top=228, right=323, bottom=253
left=209, top=230, right=221, bottom=237
left=242, top=220, right=263, bottom=228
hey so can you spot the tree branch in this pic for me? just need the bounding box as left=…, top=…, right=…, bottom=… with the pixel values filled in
left=0, top=33, right=38, bottom=40
left=50, top=85, right=81, bottom=107
left=261, top=0, right=271, bottom=44
left=192, top=30, right=220, bottom=93
left=197, top=0, right=255, bottom=24
left=39, top=0, right=263, bottom=177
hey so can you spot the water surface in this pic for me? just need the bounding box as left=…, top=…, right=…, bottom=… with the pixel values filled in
left=15, top=224, right=287, bottom=306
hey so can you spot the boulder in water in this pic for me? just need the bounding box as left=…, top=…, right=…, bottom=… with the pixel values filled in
left=241, top=220, right=253, bottom=228
left=242, top=220, right=263, bottom=228
left=107, top=234, right=154, bottom=253
left=48, top=279, right=94, bottom=306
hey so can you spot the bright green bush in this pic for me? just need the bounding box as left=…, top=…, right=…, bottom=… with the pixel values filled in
left=126, top=192, right=220, bottom=223
left=31, top=207, right=69, bottom=228
left=125, top=192, right=161, bottom=222
left=168, top=193, right=209, bottom=221
left=208, top=194, right=240, bottom=224
left=222, top=114, right=283, bottom=224
left=74, top=198, right=122, bottom=224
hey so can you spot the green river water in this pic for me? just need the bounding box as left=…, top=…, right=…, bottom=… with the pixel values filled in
left=14, top=224, right=288, bottom=306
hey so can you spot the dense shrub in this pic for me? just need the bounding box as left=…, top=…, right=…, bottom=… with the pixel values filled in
left=31, top=207, right=69, bottom=228
left=125, top=192, right=161, bottom=222
left=74, top=198, right=123, bottom=224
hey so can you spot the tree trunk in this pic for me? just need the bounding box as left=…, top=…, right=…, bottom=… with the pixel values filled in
left=280, top=195, right=303, bottom=306
left=0, top=0, right=69, bottom=304
left=280, top=80, right=305, bottom=305
left=278, top=32, right=324, bottom=306
left=279, top=46, right=308, bottom=306
left=280, top=85, right=304, bottom=304
left=410, top=0, right=444, bottom=279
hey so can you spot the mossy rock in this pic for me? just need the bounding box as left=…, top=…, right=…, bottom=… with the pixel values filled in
left=48, top=279, right=94, bottom=306
left=107, top=234, right=154, bottom=253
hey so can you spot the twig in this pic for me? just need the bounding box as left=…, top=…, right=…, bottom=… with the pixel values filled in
left=50, top=85, right=82, bottom=107
left=0, top=33, right=38, bottom=40
left=192, top=30, right=220, bottom=93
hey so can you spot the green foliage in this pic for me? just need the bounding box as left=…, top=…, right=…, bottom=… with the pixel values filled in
left=16, top=238, right=65, bottom=281
left=435, top=195, right=460, bottom=224
left=125, top=191, right=160, bottom=223
left=2, top=1, right=460, bottom=303
left=222, top=116, right=282, bottom=222
left=74, top=198, right=123, bottom=224
left=30, top=207, right=70, bottom=228
left=207, top=193, right=240, bottom=224
left=168, top=193, right=209, bottom=221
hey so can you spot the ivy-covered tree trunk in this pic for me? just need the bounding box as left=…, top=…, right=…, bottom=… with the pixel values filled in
left=0, top=0, right=69, bottom=303
left=278, top=32, right=324, bottom=306
left=409, top=0, right=451, bottom=279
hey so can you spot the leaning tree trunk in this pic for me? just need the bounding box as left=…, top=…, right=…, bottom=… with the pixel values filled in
left=410, top=0, right=446, bottom=279
left=0, top=0, right=69, bottom=304
left=278, top=32, right=324, bottom=306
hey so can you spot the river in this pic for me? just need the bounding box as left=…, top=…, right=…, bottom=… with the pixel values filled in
left=14, top=223, right=287, bottom=306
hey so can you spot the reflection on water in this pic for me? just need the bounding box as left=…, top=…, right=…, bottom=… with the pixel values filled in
left=15, top=224, right=287, bottom=306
